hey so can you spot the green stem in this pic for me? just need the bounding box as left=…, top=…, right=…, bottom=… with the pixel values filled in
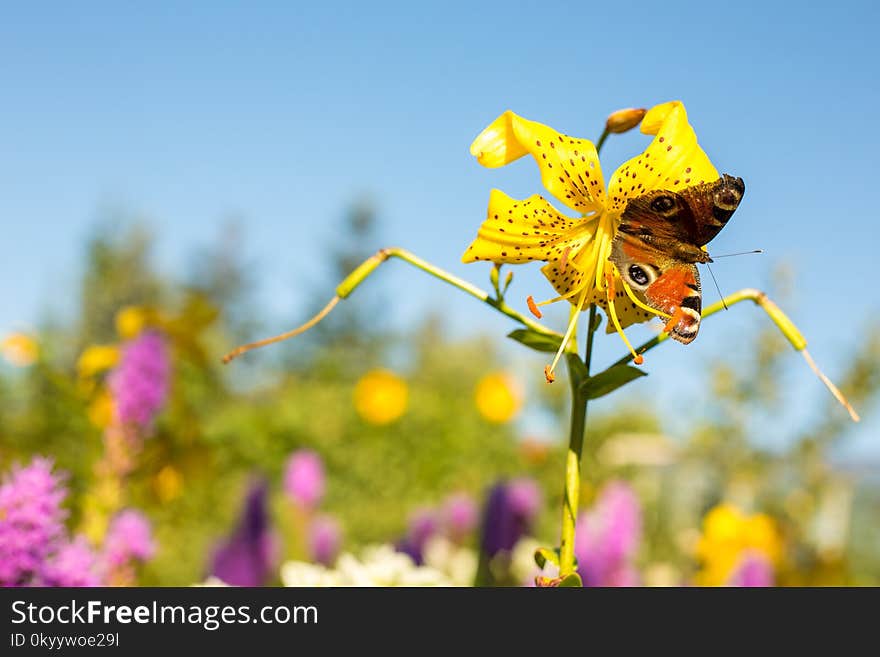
left=223, top=246, right=563, bottom=363
left=554, top=126, right=612, bottom=581
left=337, top=247, right=560, bottom=339
left=557, top=304, right=597, bottom=578
left=607, top=287, right=806, bottom=369
left=595, top=128, right=610, bottom=155
left=604, top=287, right=859, bottom=422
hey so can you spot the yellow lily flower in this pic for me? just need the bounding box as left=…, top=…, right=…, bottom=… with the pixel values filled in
left=463, top=101, right=718, bottom=376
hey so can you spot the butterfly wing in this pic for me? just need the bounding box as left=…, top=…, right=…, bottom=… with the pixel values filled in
left=676, top=174, right=745, bottom=247
left=610, top=232, right=703, bottom=344
left=643, top=264, right=702, bottom=344
left=609, top=173, right=744, bottom=344
left=616, top=174, right=745, bottom=251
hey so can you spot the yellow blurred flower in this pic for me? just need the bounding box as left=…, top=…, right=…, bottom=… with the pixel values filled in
left=77, top=345, right=120, bottom=379
left=153, top=465, right=184, bottom=503
left=354, top=369, right=408, bottom=425
left=694, top=503, right=783, bottom=586
left=88, top=390, right=116, bottom=429
left=116, top=305, right=149, bottom=339
left=475, top=373, right=522, bottom=423
left=1, top=332, right=39, bottom=367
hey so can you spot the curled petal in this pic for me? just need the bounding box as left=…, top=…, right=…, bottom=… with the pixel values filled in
left=606, top=101, right=719, bottom=213
left=471, top=111, right=606, bottom=215
left=462, top=190, right=593, bottom=266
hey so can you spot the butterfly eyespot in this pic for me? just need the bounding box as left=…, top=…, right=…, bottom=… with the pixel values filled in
left=650, top=195, right=676, bottom=213
left=628, top=264, right=650, bottom=286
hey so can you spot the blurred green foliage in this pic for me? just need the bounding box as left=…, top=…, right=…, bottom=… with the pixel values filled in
left=1, top=203, right=877, bottom=586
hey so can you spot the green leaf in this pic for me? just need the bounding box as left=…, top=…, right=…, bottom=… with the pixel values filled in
left=534, top=547, right=577, bottom=570
left=580, top=364, right=647, bottom=400
left=534, top=547, right=560, bottom=569
left=558, top=573, right=583, bottom=587
left=507, top=329, right=563, bottom=354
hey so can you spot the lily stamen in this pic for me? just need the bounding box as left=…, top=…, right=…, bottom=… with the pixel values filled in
left=526, top=295, right=543, bottom=319
left=604, top=266, right=644, bottom=365
left=545, top=286, right=589, bottom=382
left=614, top=267, right=672, bottom=320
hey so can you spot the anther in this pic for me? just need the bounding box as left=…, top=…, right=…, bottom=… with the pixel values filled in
left=527, top=295, right=543, bottom=319
left=604, top=266, right=643, bottom=364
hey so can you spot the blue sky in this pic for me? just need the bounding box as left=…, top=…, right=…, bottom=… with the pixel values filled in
left=2, top=1, right=878, bottom=456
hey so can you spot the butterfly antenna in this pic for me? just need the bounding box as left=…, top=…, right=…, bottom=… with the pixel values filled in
left=705, top=263, right=728, bottom=310
left=712, top=249, right=763, bottom=258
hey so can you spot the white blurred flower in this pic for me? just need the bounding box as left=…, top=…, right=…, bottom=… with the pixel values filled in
left=281, top=544, right=454, bottom=587
left=422, top=537, right=478, bottom=586
left=191, top=576, right=230, bottom=587
left=510, top=537, right=555, bottom=586
left=280, top=562, right=343, bottom=587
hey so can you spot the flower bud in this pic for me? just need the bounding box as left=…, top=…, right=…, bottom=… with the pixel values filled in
left=605, top=107, right=647, bottom=134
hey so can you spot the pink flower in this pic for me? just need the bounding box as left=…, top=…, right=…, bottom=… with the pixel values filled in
left=396, top=508, right=439, bottom=565
left=575, top=481, right=642, bottom=587
left=42, top=537, right=101, bottom=587
left=109, top=330, right=170, bottom=433
left=507, top=478, right=543, bottom=519
left=440, top=493, right=478, bottom=542
left=103, top=510, right=156, bottom=568
left=309, top=515, right=342, bottom=567
left=0, top=458, right=68, bottom=586
left=283, top=450, right=325, bottom=510
left=729, top=552, right=774, bottom=587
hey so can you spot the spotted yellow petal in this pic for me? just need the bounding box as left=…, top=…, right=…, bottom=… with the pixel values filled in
left=598, top=294, right=656, bottom=331
left=606, top=101, right=719, bottom=213
left=462, top=189, right=594, bottom=266
left=471, top=111, right=606, bottom=215
left=536, top=216, right=652, bottom=328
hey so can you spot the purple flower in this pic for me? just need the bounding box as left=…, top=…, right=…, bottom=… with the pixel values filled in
left=396, top=508, right=438, bottom=565
left=210, top=481, right=274, bottom=586
left=109, top=330, right=170, bottom=432
left=42, top=537, right=101, bottom=587
left=479, top=478, right=542, bottom=558
left=440, top=493, right=478, bottom=542
left=575, top=481, right=642, bottom=587
left=0, top=458, right=68, bottom=586
left=729, top=552, right=774, bottom=587
left=309, top=515, right=342, bottom=567
left=103, top=510, right=156, bottom=569
left=283, top=450, right=325, bottom=510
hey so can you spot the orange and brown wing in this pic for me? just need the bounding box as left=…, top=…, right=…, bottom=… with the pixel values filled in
left=617, top=174, right=745, bottom=249
left=644, top=264, right=702, bottom=344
